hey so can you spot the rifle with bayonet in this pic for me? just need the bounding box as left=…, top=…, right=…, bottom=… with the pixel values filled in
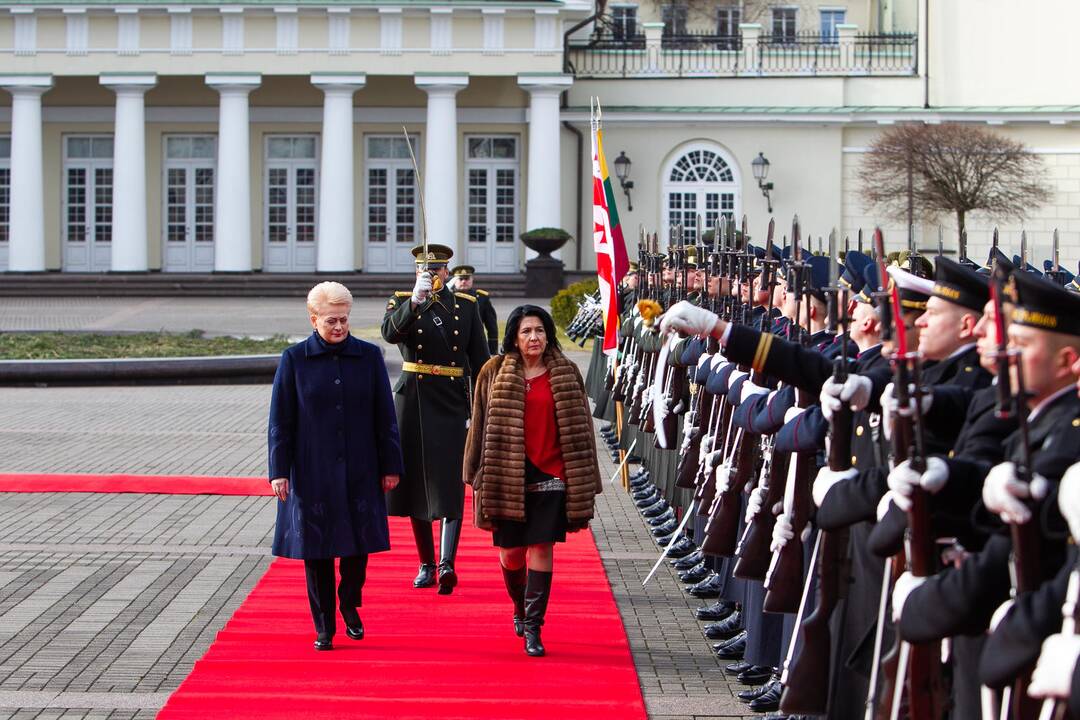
left=703, top=219, right=777, bottom=557
left=990, top=258, right=1043, bottom=720
left=763, top=216, right=818, bottom=614
left=1046, top=229, right=1067, bottom=287
left=780, top=228, right=853, bottom=715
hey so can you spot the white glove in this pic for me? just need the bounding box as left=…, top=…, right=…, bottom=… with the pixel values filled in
left=891, top=571, right=926, bottom=622
left=444, top=275, right=461, bottom=291
left=881, top=383, right=933, bottom=441
left=887, top=457, right=949, bottom=511
left=713, top=461, right=732, bottom=494
left=771, top=513, right=794, bottom=552
left=820, top=377, right=844, bottom=422
left=1058, top=462, right=1080, bottom=541
left=839, top=374, right=873, bottom=411
left=412, top=271, right=433, bottom=304
left=1029, top=634, right=1080, bottom=700
left=876, top=491, right=899, bottom=521
left=745, top=486, right=767, bottom=524
left=698, top=434, right=715, bottom=464
left=989, top=598, right=1015, bottom=633
left=659, top=300, right=720, bottom=338
left=982, top=462, right=1050, bottom=525
left=813, top=466, right=858, bottom=507
left=741, top=381, right=769, bottom=404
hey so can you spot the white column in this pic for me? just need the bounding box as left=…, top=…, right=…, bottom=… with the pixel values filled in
left=101, top=73, right=155, bottom=272
left=1, top=75, right=51, bottom=272
left=518, top=75, right=572, bottom=237
left=312, top=73, right=365, bottom=272
left=206, top=73, right=260, bottom=272
left=415, top=74, right=468, bottom=258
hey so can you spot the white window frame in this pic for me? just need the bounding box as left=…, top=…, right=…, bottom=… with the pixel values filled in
left=716, top=4, right=741, bottom=37
left=262, top=134, right=320, bottom=273
left=0, top=135, right=10, bottom=271
left=610, top=4, right=638, bottom=40
left=660, top=2, right=687, bottom=36
left=820, top=8, right=846, bottom=43
left=162, top=134, right=217, bottom=272
left=464, top=134, right=520, bottom=273
left=771, top=6, right=798, bottom=43
left=62, top=134, right=115, bottom=272
left=661, top=142, right=741, bottom=247
left=363, top=134, right=421, bottom=273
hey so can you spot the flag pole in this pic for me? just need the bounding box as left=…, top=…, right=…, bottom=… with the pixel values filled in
left=593, top=96, right=631, bottom=492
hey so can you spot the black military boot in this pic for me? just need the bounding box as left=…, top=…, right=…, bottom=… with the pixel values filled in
left=411, top=518, right=436, bottom=588
left=437, top=518, right=462, bottom=595
left=522, top=569, right=553, bottom=657
left=501, top=564, right=527, bottom=637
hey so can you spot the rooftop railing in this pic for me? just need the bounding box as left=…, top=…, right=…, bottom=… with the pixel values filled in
left=566, top=26, right=917, bottom=79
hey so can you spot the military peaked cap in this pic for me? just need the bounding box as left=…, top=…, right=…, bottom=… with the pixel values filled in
left=854, top=263, right=881, bottom=305
left=840, top=250, right=873, bottom=294
left=1012, top=255, right=1044, bottom=277
left=932, top=256, right=989, bottom=312
left=450, top=265, right=475, bottom=277
left=1011, top=270, right=1080, bottom=336
left=411, top=243, right=454, bottom=266
left=805, top=255, right=833, bottom=302
left=887, top=264, right=935, bottom=311
left=1043, top=259, right=1076, bottom=286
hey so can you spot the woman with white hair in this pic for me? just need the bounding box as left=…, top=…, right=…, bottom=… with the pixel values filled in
left=269, top=281, right=404, bottom=651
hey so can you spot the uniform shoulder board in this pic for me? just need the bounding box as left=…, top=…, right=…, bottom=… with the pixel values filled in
left=394, top=291, right=413, bottom=298
left=476, top=289, right=489, bottom=297
left=455, top=292, right=477, bottom=303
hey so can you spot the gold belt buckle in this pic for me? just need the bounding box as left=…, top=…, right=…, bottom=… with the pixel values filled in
left=430, top=365, right=442, bottom=376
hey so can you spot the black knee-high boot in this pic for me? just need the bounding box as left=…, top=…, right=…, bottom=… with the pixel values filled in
left=523, top=569, right=553, bottom=657
left=501, top=564, right=527, bottom=636
left=437, top=518, right=462, bottom=594
left=411, top=518, right=436, bottom=588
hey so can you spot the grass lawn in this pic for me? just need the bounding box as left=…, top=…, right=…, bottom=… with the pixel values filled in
left=0, top=331, right=294, bottom=360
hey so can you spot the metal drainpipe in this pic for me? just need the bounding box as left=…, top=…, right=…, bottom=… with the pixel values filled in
left=562, top=9, right=601, bottom=272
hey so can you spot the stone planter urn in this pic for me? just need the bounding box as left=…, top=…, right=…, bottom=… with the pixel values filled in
left=521, top=228, right=571, bottom=297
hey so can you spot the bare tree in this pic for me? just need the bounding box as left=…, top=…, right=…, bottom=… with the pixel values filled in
left=858, top=123, right=1053, bottom=238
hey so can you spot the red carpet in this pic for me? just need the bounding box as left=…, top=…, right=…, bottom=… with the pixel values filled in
left=0, top=473, right=270, bottom=496
left=158, top=491, right=646, bottom=720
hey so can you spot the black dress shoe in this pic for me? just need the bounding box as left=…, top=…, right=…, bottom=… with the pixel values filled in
left=313, top=634, right=333, bottom=651
left=641, top=500, right=671, bottom=518
left=747, top=680, right=782, bottom=712
left=686, top=573, right=724, bottom=598
left=629, top=468, right=649, bottom=481
left=703, top=610, right=742, bottom=639
left=651, top=519, right=679, bottom=537
left=713, top=630, right=747, bottom=659
left=666, top=536, right=696, bottom=558
left=437, top=561, right=457, bottom=595
left=678, top=563, right=710, bottom=584
left=737, top=683, right=773, bottom=702
left=341, top=610, right=364, bottom=640
left=413, top=562, right=436, bottom=588
left=647, top=508, right=676, bottom=526
left=695, top=599, right=736, bottom=620
left=736, top=665, right=774, bottom=686
left=724, top=660, right=753, bottom=675
left=626, top=454, right=642, bottom=463
left=634, top=493, right=660, bottom=508
left=671, top=549, right=704, bottom=569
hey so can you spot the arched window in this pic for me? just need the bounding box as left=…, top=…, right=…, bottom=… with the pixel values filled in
left=662, top=143, right=740, bottom=245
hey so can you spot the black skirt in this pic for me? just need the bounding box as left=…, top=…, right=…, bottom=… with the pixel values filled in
left=492, top=461, right=569, bottom=548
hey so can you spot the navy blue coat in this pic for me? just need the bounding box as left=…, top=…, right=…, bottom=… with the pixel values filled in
left=269, top=332, right=404, bottom=560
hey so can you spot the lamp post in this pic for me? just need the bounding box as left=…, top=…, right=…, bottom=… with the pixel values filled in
left=751, top=151, right=774, bottom=214
left=613, top=150, right=634, bottom=211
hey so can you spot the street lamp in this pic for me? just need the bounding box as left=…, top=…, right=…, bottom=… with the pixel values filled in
left=613, top=151, right=634, bottom=211
left=751, top=152, right=774, bottom=214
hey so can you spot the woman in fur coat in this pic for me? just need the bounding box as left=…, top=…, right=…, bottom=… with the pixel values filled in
left=463, top=305, right=602, bottom=656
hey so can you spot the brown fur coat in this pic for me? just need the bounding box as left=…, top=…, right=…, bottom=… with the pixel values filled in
left=463, top=348, right=602, bottom=532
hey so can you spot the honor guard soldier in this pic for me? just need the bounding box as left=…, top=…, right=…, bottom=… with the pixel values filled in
left=382, top=244, right=490, bottom=594
left=448, top=265, right=499, bottom=355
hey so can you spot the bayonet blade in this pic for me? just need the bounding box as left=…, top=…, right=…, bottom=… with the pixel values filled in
left=767, top=218, right=776, bottom=255
left=858, top=228, right=864, bottom=254
left=937, top=225, right=944, bottom=257
left=1054, top=228, right=1061, bottom=273
left=1021, top=229, right=1028, bottom=268
left=827, top=230, right=839, bottom=287
left=992, top=227, right=999, bottom=251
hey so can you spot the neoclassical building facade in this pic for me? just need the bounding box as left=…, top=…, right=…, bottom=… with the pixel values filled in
left=1, top=0, right=1078, bottom=275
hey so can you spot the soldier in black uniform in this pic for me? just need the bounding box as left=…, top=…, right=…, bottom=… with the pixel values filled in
left=382, top=244, right=490, bottom=594
left=449, top=264, right=499, bottom=355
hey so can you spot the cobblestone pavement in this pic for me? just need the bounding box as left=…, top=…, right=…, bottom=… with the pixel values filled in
left=0, top=382, right=755, bottom=719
